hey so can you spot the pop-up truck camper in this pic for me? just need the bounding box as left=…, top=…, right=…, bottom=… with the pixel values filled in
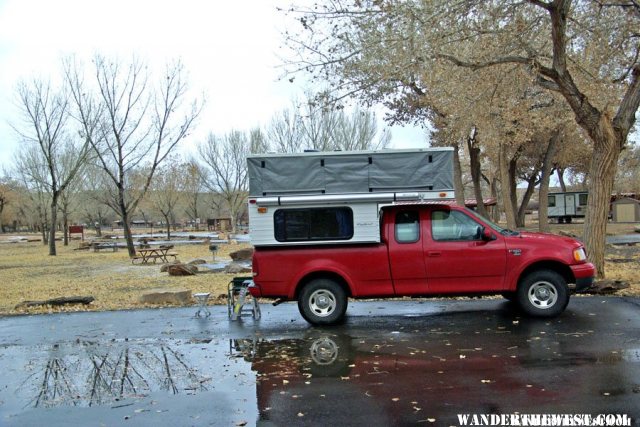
left=246, top=149, right=595, bottom=325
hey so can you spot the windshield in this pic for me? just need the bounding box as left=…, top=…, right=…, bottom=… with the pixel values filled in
left=464, top=208, right=519, bottom=236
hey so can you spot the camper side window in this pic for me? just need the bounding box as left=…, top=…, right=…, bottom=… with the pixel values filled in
left=274, top=208, right=354, bottom=242
left=548, top=196, right=556, bottom=207
left=579, top=194, right=588, bottom=206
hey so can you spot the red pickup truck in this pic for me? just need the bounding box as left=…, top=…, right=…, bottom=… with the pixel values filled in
left=250, top=203, right=595, bottom=325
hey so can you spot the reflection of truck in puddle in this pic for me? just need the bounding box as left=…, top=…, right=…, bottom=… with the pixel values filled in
left=233, top=315, right=638, bottom=426
left=243, top=335, right=549, bottom=425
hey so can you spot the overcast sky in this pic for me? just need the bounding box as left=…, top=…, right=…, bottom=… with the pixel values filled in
left=0, top=0, right=427, bottom=170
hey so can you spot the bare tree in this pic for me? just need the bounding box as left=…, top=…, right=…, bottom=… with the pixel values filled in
left=13, top=150, right=51, bottom=243
left=182, top=160, right=205, bottom=230
left=267, top=94, right=391, bottom=152
left=0, top=175, right=17, bottom=233
left=12, top=79, right=90, bottom=255
left=66, top=56, right=201, bottom=256
left=75, top=163, right=114, bottom=237
left=198, top=129, right=268, bottom=233
left=149, top=156, right=185, bottom=239
left=267, top=106, right=303, bottom=153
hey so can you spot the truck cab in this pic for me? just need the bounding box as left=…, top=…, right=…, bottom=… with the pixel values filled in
left=250, top=202, right=595, bottom=325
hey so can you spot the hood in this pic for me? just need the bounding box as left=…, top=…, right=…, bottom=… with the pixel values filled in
left=506, top=231, right=583, bottom=248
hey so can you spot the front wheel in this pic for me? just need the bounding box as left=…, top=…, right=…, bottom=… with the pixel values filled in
left=516, top=270, right=569, bottom=317
left=298, top=279, right=348, bottom=326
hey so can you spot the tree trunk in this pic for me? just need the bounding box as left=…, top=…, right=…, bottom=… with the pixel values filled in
left=583, top=128, right=622, bottom=278
left=63, top=210, right=69, bottom=246
left=163, top=213, right=171, bottom=240
left=556, top=168, right=567, bottom=192
left=116, top=205, right=134, bottom=259
left=467, top=133, right=487, bottom=216
left=490, top=176, right=500, bottom=223
left=48, top=194, right=58, bottom=256
left=508, top=156, right=519, bottom=222
left=499, top=143, right=517, bottom=229
left=41, top=224, right=47, bottom=245
left=452, top=142, right=465, bottom=206
left=539, top=130, right=561, bottom=233
left=516, top=173, right=538, bottom=228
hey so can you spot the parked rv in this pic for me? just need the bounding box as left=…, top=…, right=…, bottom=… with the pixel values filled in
left=548, top=191, right=588, bottom=223
left=247, top=149, right=595, bottom=325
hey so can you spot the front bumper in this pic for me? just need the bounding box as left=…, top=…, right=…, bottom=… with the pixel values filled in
left=570, top=262, right=596, bottom=292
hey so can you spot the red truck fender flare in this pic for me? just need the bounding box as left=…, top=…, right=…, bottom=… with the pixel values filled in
left=288, top=264, right=355, bottom=300
left=507, top=258, right=575, bottom=292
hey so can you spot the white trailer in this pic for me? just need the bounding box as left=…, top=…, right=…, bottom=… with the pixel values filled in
left=247, top=148, right=455, bottom=246
left=548, top=191, right=588, bottom=223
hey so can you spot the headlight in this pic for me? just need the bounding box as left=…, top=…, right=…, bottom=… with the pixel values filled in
left=573, top=247, right=587, bottom=262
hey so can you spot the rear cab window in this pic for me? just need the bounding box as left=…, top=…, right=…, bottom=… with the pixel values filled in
left=395, top=211, right=420, bottom=243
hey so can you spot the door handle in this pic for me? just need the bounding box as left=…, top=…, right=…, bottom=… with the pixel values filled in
left=427, top=251, right=441, bottom=257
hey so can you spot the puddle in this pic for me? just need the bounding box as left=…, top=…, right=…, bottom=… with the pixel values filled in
left=1, top=338, right=257, bottom=416
left=2, top=302, right=639, bottom=425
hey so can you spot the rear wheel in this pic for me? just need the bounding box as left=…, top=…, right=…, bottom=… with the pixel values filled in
left=298, top=279, right=347, bottom=326
left=517, top=270, right=569, bottom=317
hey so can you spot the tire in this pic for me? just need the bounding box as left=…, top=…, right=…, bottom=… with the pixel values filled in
left=298, top=279, right=348, bottom=326
left=516, top=270, right=569, bottom=317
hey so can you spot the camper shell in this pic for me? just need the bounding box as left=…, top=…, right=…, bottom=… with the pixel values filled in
left=548, top=191, right=588, bottom=223
left=247, top=148, right=455, bottom=246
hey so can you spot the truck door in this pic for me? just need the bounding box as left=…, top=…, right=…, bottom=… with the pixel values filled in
left=387, top=209, right=428, bottom=295
left=424, top=208, right=507, bottom=293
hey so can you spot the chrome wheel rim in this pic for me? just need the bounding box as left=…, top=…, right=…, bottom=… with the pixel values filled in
left=309, top=289, right=337, bottom=317
left=528, top=281, right=558, bottom=309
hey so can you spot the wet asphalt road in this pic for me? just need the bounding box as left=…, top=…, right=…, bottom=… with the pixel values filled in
left=0, top=297, right=639, bottom=426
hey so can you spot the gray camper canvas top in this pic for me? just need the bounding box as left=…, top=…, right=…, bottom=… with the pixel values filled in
left=248, top=148, right=454, bottom=197
left=247, top=148, right=455, bottom=246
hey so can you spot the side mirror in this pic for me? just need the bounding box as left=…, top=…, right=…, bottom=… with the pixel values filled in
left=481, top=227, right=496, bottom=241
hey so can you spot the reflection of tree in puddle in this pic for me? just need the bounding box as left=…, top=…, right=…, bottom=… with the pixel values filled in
left=20, top=340, right=209, bottom=408
left=26, top=355, right=80, bottom=408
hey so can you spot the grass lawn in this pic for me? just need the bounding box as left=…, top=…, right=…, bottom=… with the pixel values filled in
left=0, top=236, right=247, bottom=315
left=0, top=222, right=638, bottom=316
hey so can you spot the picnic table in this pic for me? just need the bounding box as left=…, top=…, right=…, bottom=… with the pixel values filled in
left=132, top=245, right=178, bottom=264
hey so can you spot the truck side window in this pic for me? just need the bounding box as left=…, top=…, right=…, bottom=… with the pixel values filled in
left=395, top=211, right=419, bottom=243
left=274, top=208, right=354, bottom=242
left=431, top=210, right=482, bottom=241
